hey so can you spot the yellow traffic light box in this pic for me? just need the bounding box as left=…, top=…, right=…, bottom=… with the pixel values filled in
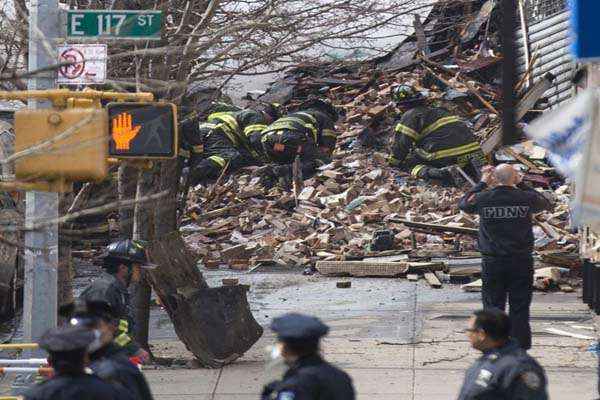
left=107, top=102, right=178, bottom=159
left=14, top=107, right=108, bottom=183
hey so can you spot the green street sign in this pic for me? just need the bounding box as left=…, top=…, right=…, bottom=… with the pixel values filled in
left=67, top=10, right=162, bottom=40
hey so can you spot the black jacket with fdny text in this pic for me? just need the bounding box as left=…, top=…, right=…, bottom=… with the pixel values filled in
left=459, top=182, right=552, bottom=257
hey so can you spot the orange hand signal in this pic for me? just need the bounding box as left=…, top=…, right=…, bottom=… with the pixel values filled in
left=112, top=112, right=142, bottom=150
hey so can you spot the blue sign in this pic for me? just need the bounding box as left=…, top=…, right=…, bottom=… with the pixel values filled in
left=571, top=0, right=600, bottom=60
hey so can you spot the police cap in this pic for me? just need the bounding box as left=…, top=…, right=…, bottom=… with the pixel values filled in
left=39, top=326, right=95, bottom=353
left=103, top=239, right=157, bottom=269
left=270, top=313, right=329, bottom=343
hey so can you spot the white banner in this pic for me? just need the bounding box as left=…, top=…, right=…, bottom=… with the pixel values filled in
left=524, top=90, right=594, bottom=179
left=574, top=90, right=600, bottom=230
left=57, top=44, right=107, bottom=85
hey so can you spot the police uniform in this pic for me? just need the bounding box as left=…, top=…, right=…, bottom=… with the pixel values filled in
left=459, top=181, right=553, bottom=349
left=261, top=314, right=355, bottom=400
left=63, top=299, right=155, bottom=400
left=24, top=326, right=132, bottom=400
left=260, top=106, right=337, bottom=179
left=389, top=106, right=485, bottom=182
left=457, top=339, right=548, bottom=400
left=90, top=341, right=154, bottom=400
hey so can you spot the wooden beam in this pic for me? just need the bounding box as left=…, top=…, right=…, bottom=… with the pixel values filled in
left=390, top=218, right=479, bottom=236
left=481, top=73, right=556, bottom=155
left=424, top=272, right=442, bottom=288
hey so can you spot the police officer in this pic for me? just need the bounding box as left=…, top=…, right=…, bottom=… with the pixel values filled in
left=24, top=326, right=132, bottom=400
left=61, top=299, right=154, bottom=400
left=387, top=85, right=485, bottom=184
left=458, top=308, right=548, bottom=400
left=261, top=313, right=355, bottom=400
left=259, top=98, right=339, bottom=183
left=459, top=164, right=553, bottom=349
left=80, top=239, right=156, bottom=361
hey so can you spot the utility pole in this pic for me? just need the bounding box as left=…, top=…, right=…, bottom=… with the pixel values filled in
left=501, top=0, right=518, bottom=145
left=23, top=0, right=59, bottom=349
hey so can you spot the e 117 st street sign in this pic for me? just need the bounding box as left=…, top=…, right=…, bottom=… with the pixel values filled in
left=67, top=10, right=162, bottom=40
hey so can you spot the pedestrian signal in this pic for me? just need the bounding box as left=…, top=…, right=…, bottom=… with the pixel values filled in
left=107, top=102, right=178, bottom=158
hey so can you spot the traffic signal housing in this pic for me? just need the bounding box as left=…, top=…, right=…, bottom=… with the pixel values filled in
left=14, top=107, right=108, bottom=182
left=107, top=102, right=178, bottom=159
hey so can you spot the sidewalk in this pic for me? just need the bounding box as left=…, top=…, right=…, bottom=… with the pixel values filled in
left=144, top=271, right=598, bottom=399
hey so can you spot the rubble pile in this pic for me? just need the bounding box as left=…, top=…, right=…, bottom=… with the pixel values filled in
left=181, top=0, right=580, bottom=289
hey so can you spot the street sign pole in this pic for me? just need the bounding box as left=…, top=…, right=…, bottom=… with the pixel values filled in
left=23, top=0, right=59, bottom=354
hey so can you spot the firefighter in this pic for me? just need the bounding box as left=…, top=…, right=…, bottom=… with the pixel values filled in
left=387, top=85, right=485, bottom=184
left=61, top=299, right=154, bottom=400
left=179, top=83, right=243, bottom=172
left=186, top=102, right=281, bottom=185
left=80, top=239, right=156, bottom=363
left=258, top=98, right=339, bottom=182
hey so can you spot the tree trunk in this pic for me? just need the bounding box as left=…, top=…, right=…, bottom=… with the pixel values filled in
left=118, top=163, right=137, bottom=238
left=132, top=168, right=154, bottom=351
left=148, top=232, right=262, bottom=367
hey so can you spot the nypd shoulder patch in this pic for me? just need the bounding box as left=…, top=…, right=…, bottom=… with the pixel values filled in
left=520, top=371, right=542, bottom=390
left=277, top=390, right=296, bottom=400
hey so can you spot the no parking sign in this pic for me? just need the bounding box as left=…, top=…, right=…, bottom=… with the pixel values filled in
left=57, top=44, right=107, bottom=85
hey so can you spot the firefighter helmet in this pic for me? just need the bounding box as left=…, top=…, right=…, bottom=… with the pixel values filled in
left=257, top=102, right=282, bottom=123
left=103, top=239, right=156, bottom=269
left=300, top=98, right=339, bottom=122
left=391, top=85, right=423, bottom=106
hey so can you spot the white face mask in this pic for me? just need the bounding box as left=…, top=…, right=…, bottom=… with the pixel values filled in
left=265, top=343, right=287, bottom=378
left=87, top=329, right=103, bottom=353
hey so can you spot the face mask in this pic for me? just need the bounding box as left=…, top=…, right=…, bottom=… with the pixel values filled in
left=265, top=343, right=287, bottom=378
left=87, top=329, right=103, bottom=353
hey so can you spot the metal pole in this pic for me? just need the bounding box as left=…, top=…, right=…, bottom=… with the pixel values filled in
left=23, top=0, right=59, bottom=350
left=501, top=0, right=519, bottom=146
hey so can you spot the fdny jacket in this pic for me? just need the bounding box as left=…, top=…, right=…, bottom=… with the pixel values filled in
left=458, top=182, right=553, bottom=257
left=389, top=106, right=482, bottom=175
left=202, top=109, right=271, bottom=169
left=80, top=273, right=137, bottom=354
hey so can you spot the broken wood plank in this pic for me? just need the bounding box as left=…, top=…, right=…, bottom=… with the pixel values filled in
left=462, top=279, right=482, bottom=292
left=406, top=262, right=446, bottom=274
left=195, top=203, right=243, bottom=222
left=407, top=274, right=419, bottom=282
left=424, top=272, right=442, bottom=288
left=390, top=218, right=478, bottom=236
left=559, top=284, right=574, bottom=293
left=481, top=73, right=556, bottom=155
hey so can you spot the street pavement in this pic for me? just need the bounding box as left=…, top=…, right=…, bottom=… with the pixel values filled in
left=144, top=270, right=598, bottom=400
